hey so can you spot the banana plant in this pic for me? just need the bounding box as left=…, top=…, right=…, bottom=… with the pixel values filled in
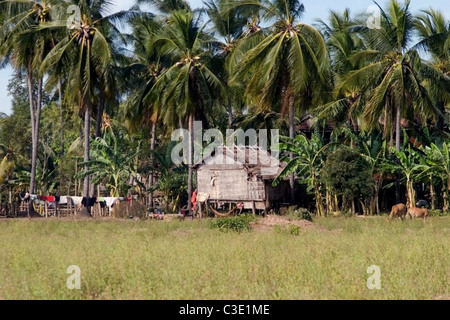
left=273, top=133, right=331, bottom=216
left=383, top=144, right=427, bottom=207
left=420, top=142, right=450, bottom=211
left=76, top=127, right=141, bottom=198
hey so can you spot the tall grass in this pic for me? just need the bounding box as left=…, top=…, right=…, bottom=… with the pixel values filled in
left=0, top=217, right=448, bottom=300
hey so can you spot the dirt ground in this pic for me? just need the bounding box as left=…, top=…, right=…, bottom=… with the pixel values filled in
left=250, top=215, right=328, bottom=233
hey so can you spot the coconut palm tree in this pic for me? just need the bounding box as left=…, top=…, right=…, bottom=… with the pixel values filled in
left=40, top=0, right=137, bottom=215
left=336, top=0, right=437, bottom=151
left=145, top=10, right=226, bottom=214
left=203, top=0, right=252, bottom=126
left=124, top=13, right=164, bottom=208
left=414, top=8, right=450, bottom=131
left=136, top=0, right=191, bottom=14
left=0, top=0, right=59, bottom=200
left=314, top=9, right=368, bottom=129
left=333, top=0, right=440, bottom=204
left=227, top=0, right=330, bottom=202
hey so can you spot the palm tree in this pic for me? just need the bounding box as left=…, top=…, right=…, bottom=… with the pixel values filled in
left=145, top=10, right=226, bottom=214
left=0, top=0, right=58, bottom=201
left=228, top=0, right=330, bottom=202
left=414, top=8, right=450, bottom=131
left=203, top=0, right=251, bottom=126
left=136, top=0, right=191, bottom=14
left=337, top=0, right=437, bottom=151
left=315, top=9, right=367, bottom=129
left=124, top=13, right=163, bottom=208
left=40, top=0, right=136, bottom=215
left=333, top=0, right=440, bottom=204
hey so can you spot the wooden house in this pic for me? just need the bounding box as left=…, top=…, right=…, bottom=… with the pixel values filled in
left=196, top=146, right=290, bottom=213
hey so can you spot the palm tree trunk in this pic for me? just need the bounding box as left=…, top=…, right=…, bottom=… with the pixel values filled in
left=96, top=91, right=105, bottom=138
left=27, top=58, right=37, bottom=196
left=26, top=58, right=43, bottom=217
left=83, top=105, right=91, bottom=198
left=429, top=175, right=435, bottom=210
left=149, top=121, right=156, bottom=208
left=227, top=97, right=233, bottom=127
left=187, top=114, right=194, bottom=215
left=80, top=102, right=92, bottom=217
left=58, top=79, right=65, bottom=155
left=436, top=101, right=445, bottom=131
left=395, top=105, right=402, bottom=204
left=395, top=105, right=401, bottom=151
left=289, top=94, right=295, bottom=203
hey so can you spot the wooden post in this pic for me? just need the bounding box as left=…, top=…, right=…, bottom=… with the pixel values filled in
left=252, top=201, right=256, bottom=215
left=199, top=202, right=203, bottom=219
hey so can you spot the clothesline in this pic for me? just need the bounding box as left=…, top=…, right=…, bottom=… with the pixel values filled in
left=20, top=193, right=134, bottom=211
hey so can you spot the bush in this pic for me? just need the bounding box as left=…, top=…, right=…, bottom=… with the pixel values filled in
left=209, top=215, right=256, bottom=233
left=289, top=225, right=301, bottom=236
left=285, top=208, right=313, bottom=222
left=429, top=209, right=450, bottom=217
left=321, top=147, right=373, bottom=211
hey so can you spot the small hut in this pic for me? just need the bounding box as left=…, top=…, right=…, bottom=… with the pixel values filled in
left=196, top=146, right=290, bottom=214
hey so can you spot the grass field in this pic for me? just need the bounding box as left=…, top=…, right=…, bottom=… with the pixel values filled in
left=0, top=215, right=448, bottom=300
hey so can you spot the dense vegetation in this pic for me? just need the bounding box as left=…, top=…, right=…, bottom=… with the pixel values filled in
left=0, top=0, right=449, bottom=216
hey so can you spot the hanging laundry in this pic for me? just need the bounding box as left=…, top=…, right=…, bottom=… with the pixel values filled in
left=58, top=196, right=68, bottom=205
left=82, top=197, right=97, bottom=207
left=104, top=197, right=118, bottom=211
left=71, top=197, right=83, bottom=207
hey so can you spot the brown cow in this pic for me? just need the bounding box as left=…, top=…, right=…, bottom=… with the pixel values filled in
left=386, top=203, right=408, bottom=221
left=407, top=207, right=429, bottom=221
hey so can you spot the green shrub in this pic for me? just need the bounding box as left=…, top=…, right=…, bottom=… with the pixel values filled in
left=209, top=214, right=256, bottom=233
left=429, top=209, right=450, bottom=217
left=285, top=208, right=313, bottom=222
left=289, top=225, right=301, bottom=236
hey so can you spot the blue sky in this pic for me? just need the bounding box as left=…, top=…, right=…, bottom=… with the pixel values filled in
left=0, top=0, right=448, bottom=115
